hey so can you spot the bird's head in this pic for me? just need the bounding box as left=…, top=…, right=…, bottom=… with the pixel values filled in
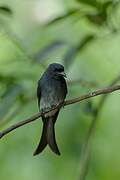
left=47, top=63, right=67, bottom=78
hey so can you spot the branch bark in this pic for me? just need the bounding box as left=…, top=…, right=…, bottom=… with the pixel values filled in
left=0, top=84, right=120, bottom=140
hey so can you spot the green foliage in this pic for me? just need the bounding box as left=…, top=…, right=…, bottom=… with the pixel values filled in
left=63, top=35, right=94, bottom=69
left=0, top=0, right=120, bottom=180
left=0, top=6, right=12, bottom=15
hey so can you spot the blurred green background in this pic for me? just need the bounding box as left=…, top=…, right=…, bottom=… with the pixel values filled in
left=0, top=0, right=120, bottom=180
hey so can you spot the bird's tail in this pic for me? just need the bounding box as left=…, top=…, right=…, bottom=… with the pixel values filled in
left=33, top=116, right=60, bottom=156
left=33, top=118, right=48, bottom=156
left=47, top=117, right=60, bottom=155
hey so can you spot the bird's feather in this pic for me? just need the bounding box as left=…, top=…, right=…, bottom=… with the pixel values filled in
left=33, top=111, right=60, bottom=156
left=33, top=63, right=67, bottom=156
left=33, top=118, right=48, bottom=155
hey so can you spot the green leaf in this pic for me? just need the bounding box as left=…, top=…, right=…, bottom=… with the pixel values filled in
left=0, top=85, right=23, bottom=121
left=46, top=9, right=79, bottom=25
left=86, top=13, right=106, bottom=26
left=85, top=1, right=113, bottom=26
left=76, top=0, right=101, bottom=9
left=34, top=40, right=66, bottom=63
left=0, top=75, right=16, bottom=86
left=63, top=35, right=94, bottom=68
left=0, top=6, right=12, bottom=15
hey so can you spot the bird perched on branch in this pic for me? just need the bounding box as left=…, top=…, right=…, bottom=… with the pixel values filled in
left=33, top=63, right=67, bottom=156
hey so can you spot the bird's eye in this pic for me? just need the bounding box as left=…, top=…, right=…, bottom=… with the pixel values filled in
left=55, top=68, right=63, bottom=72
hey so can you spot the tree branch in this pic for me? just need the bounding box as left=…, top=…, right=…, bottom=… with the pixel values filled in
left=0, top=84, right=120, bottom=140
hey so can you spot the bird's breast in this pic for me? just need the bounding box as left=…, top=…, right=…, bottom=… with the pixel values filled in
left=40, top=80, right=64, bottom=112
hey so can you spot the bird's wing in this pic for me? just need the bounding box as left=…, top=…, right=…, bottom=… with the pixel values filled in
left=37, top=80, right=41, bottom=108
left=65, top=79, right=68, bottom=95
left=62, top=78, right=68, bottom=97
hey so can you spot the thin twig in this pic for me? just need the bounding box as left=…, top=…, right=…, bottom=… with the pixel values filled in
left=0, top=84, right=120, bottom=140
left=79, top=76, right=120, bottom=180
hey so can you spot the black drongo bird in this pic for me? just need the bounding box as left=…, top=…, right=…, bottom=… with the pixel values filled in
left=33, top=63, right=67, bottom=156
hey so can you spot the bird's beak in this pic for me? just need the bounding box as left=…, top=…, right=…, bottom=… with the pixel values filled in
left=58, top=71, right=67, bottom=78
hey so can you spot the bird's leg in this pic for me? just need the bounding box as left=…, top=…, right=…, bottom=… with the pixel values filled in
left=40, top=108, right=44, bottom=115
left=60, top=101, right=65, bottom=108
